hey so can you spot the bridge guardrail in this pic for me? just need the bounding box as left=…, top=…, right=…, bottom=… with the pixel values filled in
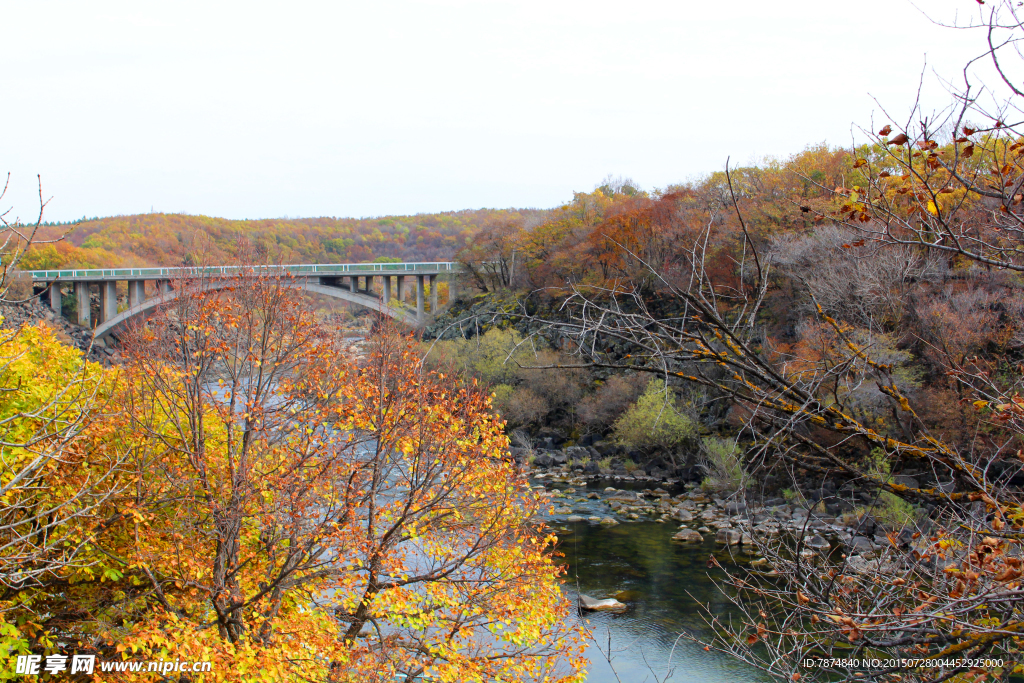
left=24, top=262, right=463, bottom=281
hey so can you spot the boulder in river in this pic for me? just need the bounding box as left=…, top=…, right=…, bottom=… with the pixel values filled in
left=600, top=516, right=619, bottom=526
left=847, top=536, right=874, bottom=553
left=805, top=535, right=831, bottom=550
left=725, top=501, right=747, bottom=516
left=672, top=529, right=704, bottom=543
left=846, top=555, right=896, bottom=575
left=672, top=508, right=694, bottom=522
left=579, top=594, right=627, bottom=612
left=716, top=529, right=742, bottom=545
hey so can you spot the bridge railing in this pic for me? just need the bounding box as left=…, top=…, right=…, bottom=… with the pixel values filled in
left=24, top=262, right=463, bottom=281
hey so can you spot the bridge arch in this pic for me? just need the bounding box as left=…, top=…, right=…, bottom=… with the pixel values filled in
left=92, top=280, right=419, bottom=341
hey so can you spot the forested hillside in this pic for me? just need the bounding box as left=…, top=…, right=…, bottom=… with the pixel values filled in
left=448, top=137, right=1024, bottom=472
left=427, top=103, right=1024, bottom=677
left=20, top=208, right=547, bottom=269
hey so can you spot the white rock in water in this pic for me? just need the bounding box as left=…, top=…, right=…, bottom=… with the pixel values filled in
left=579, top=594, right=627, bottom=612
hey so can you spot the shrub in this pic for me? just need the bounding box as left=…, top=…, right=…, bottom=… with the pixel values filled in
left=492, top=384, right=548, bottom=428
left=578, top=374, right=647, bottom=430
left=782, top=488, right=806, bottom=506
left=4, top=272, right=32, bottom=302
left=61, top=292, right=78, bottom=319
left=612, top=379, right=696, bottom=452
left=425, top=329, right=587, bottom=429
left=873, top=491, right=920, bottom=529
left=699, top=437, right=744, bottom=492
left=860, top=447, right=920, bottom=529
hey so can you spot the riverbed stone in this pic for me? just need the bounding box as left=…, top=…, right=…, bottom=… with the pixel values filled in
left=600, top=516, right=619, bottom=526
left=672, top=509, right=694, bottom=522
left=848, top=536, right=875, bottom=553
left=716, top=529, right=742, bottom=545
left=846, top=555, right=896, bottom=575
left=672, top=529, right=704, bottom=543
left=805, top=535, right=831, bottom=550
left=725, top=502, right=747, bottom=515
left=566, top=515, right=584, bottom=523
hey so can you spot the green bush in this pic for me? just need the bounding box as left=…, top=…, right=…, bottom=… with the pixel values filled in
left=872, top=491, right=920, bottom=529
left=612, top=379, right=696, bottom=452
left=61, top=292, right=78, bottom=320
left=861, top=447, right=919, bottom=528
left=425, top=328, right=587, bottom=429
left=699, top=437, right=744, bottom=492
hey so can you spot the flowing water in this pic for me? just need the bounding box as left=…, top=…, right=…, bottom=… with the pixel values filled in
left=543, top=478, right=763, bottom=683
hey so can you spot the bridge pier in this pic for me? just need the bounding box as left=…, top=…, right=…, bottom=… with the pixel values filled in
left=100, top=282, right=118, bottom=322
left=397, top=276, right=406, bottom=303
left=48, top=283, right=61, bottom=314
left=75, top=282, right=91, bottom=327
left=382, top=276, right=391, bottom=304
left=128, top=281, right=146, bottom=308
left=416, top=275, right=425, bottom=320
left=429, top=274, right=437, bottom=313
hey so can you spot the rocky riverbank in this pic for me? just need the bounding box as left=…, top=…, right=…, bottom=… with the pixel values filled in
left=0, top=299, right=107, bottom=362
left=529, top=464, right=930, bottom=577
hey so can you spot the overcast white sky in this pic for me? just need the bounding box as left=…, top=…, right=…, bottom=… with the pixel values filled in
left=0, top=0, right=993, bottom=222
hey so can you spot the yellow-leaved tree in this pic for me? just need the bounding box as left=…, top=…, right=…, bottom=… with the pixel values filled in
left=2, top=270, right=584, bottom=682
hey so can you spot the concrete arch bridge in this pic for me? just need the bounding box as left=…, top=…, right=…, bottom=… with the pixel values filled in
left=27, top=262, right=460, bottom=340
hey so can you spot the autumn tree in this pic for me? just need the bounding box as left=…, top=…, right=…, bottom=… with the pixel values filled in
left=0, top=175, right=132, bottom=671
left=38, top=270, right=585, bottom=682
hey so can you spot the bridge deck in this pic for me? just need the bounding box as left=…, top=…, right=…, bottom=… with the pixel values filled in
left=26, top=261, right=461, bottom=282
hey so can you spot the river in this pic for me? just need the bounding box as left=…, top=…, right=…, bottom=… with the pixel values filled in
left=541, top=477, right=763, bottom=683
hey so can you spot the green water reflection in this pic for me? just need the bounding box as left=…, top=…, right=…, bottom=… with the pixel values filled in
left=553, top=513, right=763, bottom=682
